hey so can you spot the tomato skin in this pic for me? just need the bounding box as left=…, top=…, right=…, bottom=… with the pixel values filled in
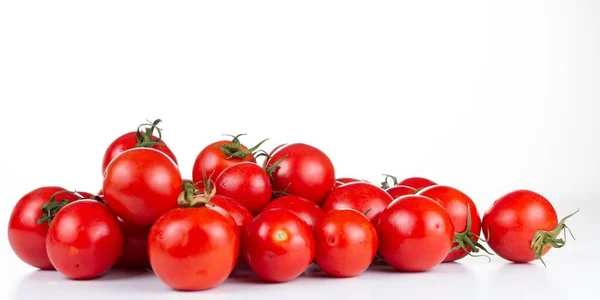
left=262, top=195, right=325, bottom=229
left=102, top=131, right=177, bottom=176
left=313, top=209, right=378, bottom=277
left=265, top=143, right=335, bottom=205
left=192, top=140, right=255, bottom=182
left=322, top=182, right=393, bottom=224
left=481, top=190, right=558, bottom=263
left=334, top=181, right=345, bottom=188
left=8, top=186, right=80, bottom=270
left=377, top=195, right=454, bottom=272
left=336, top=177, right=363, bottom=184
left=46, top=200, right=124, bottom=279
left=103, top=148, right=183, bottom=227
left=387, top=185, right=417, bottom=199
left=149, top=207, right=239, bottom=291
left=398, top=177, right=437, bottom=190
left=210, top=195, right=253, bottom=232
left=418, top=185, right=481, bottom=262
left=243, top=209, right=315, bottom=283
left=214, top=162, right=272, bottom=215
left=261, top=143, right=287, bottom=168
left=115, top=219, right=150, bottom=269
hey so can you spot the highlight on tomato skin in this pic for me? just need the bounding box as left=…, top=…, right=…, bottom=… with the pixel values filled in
left=322, top=182, right=394, bottom=225
left=261, top=195, right=325, bottom=229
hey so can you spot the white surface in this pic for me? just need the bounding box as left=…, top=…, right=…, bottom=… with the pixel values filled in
left=1, top=0, right=599, bottom=299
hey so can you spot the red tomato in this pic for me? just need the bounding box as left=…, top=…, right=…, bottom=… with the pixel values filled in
left=192, top=134, right=267, bottom=182
left=75, top=191, right=96, bottom=199
left=418, top=185, right=489, bottom=262
left=261, top=143, right=287, bottom=168
left=322, top=182, right=393, bottom=224
left=387, top=185, right=417, bottom=199
left=8, top=187, right=80, bottom=270
left=214, top=162, right=272, bottom=215
left=149, top=206, right=239, bottom=291
left=265, top=143, right=335, bottom=205
left=334, top=181, right=345, bottom=188
left=46, top=200, right=124, bottom=279
left=313, top=209, right=378, bottom=277
left=102, top=119, right=177, bottom=176
left=243, top=209, right=315, bottom=283
left=262, top=195, right=325, bottom=229
left=377, top=195, right=454, bottom=271
left=103, top=148, right=183, bottom=227
left=481, top=190, right=578, bottom=265
left=116, top=219, right=150, bottom=269
left=398, top=177, right=437, bottom=190
left=210, top=195, right=253, bottom=233
left=336, top=177, right=364, bottom=184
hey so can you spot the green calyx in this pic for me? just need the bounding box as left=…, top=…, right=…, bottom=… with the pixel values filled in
left=450, top=204, right=494, bottom=261
left=135, top=119, right=164, bottom=148
left=380, top=174, right=398, bottom=190
left=215, top=134, right=268, bottom=159
left=37, top=190, right=74, bottom=224
left=531, top=208, right=580, bottom=267
left=178, top=171, right=216, bottom=208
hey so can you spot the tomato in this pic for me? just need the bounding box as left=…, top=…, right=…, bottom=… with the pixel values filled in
left=46, top=200, right=124, bottom=279
left=265, top=143, right=335, bottom=205
left=148, top=206, right=239, bottom=291
left=313, top=209, right=378, bottom=277
left=336, top=177, right=364, bottom=184
left=261, top=143, right=287, bottom=168
left=115, top=218, right=150, bottom=269
left=377, top=195, right=454, bottom=271
left=214, top=162, right=272, bottom=215
left=481, top=190, right=578, bottom=265
left=8, top=187, right=80, bottom=270
left=102, top=119, right=177, bottom=176
left=387, top=185, right=417, bottom=199
left=243, top=208, right=315, bottom=283
left=192, top=134, right=267, bottom=182
left=210, top=195, right=253, bottom=232
left=334, top=181, right=345, bottom=188
left=398, top=177, right=437, bottom=190
left=418, top=185, right=490, bottom=262
left=262, top=195, right=325, bottom=229
left=103, top=147, right=183, bottom=227
left=322, top=182, right=393, bottom=224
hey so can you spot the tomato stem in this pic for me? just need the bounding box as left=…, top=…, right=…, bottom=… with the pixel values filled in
left=265, top=155, right=287, bottom=183
left=37, top=190, right=77, bottom=224
left=135, top=119, right=164, bottom=148
left=215, top=133, right=269, bottom=159
left=380, top=174, right=398, bottom=189
left=178, top=171, right=217, bottom=208
left=531, top=208, right=580, bottom=267
left=450, top=204, right=494, bottom=261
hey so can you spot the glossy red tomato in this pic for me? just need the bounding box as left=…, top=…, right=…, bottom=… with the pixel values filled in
left=398, top=177, right=437, bottom=190
left=334, top=181, right=345, bottom=188
left=387, top=185, right=417, bottom=199
left=8, top=187, right=80, bottom=270
left=46, top=200, right=123, bottom=279
left=377, top=195, right=454, bottom=271
left=336, top=177, right=364, bottom=184
left=322, top=182, right=393, bottom=224
left=102, top=119, right=177, bottom=176
left=103, top=148, right=183, bottom=227
left=262, top=195, right=325, bottom=228
left=418, top=185, right=487, bottom=262
left=214, top=162, right=272, bottom=215
left=210, top=195, right=253, bottom=232
left=313, top=209, right=378, bottom=277
left=261, top=143, right=287, bottom=168
left=481, top=190, right=577, bottom=265
left=265, top=143, right=335, bottom=205
left=115, top=219, right=150, bottom=269
left=192, top=134, right=266, bottom=182
left=243, top=209, right=315, bottom=283
left=149, top=206, right=239, bottom=291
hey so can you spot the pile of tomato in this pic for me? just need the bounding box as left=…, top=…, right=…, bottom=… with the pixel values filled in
left=7, top=119, right=578, bottom=291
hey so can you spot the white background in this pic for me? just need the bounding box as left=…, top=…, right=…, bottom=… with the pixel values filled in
left=0, top=1, right=598, bottom=299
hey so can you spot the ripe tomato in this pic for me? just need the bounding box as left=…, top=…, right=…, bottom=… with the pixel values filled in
left=46, top=200, right=124, bottom=280
left=102, top=119, right=177, bottom=175
left=313, top=209, right=378, bottom=277
left=377, top=195, right=454, bottom=271
left=265, top=143, right=335, bottom=205
left=243, top=209, right=315, bottom=283
left=481, top=190, right=578, bottom=265
left=261, top=143, right=287, bottom=168
left=115, top=219, right=150, bottom=269
left=192, top=134, right=267, bottom=182
left=214, top=162, right=272, bottom=215
left=148, top=206, right=239, bottom=291
left=387, top=185, right=417, bottom=199
left=261, top=195, right=325, bottom=229
left=322, top=182, right=393, bottom=224
left=334, top=181, right=345, bottom=188
left=418, top=185, right=490, bottom=262
left=398, top=177, right=437, bottom=190
left=336, top=177, right=364, bottom=184
left=103, top=147, right=182, bottom=227
left=8, top=187, right=80, bottom=270
left=210, top=195, right=253, bottom=233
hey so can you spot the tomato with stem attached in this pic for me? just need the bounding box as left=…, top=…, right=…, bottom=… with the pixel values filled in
left=214, top=162, right=273, bottom=215
left=322, top=182, right=393, bottom=224
left=261, top=195, right=325, bottom=229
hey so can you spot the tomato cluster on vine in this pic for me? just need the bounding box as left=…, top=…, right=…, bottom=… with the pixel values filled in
left=7, top=119, right=579, bottom=291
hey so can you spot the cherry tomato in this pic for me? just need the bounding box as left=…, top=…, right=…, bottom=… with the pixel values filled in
left=418, top=185, right=488, bottom=262
left=103, top=147, right=183, bottom=227
left=149, top=206, right=239, bottom=291
left=102, top=119, right=177, bottom=176
left=210, top=195, right=253, bottom=233
left=322, top=182, right=393, bottom=224
left=377, top=195, right=454, bottom=272
left=46, top=200, right=124, bottom=279
left=115, top=218, right=150, bottom=269
left=192, top=134, right=267, bottom=182
left=313, top=209, right=378, bottom=277
left=265, top=143, right=335, bottom=205
left=336, top=177, right=364, bottom=184
left=8, top=187, right=80, bottom=270
left=261, top=143, right=287, bottom=168
left=334, top=181, right=345, bottom=188
left=262, top=195, right=325, bottom=229
left=387, top=185, right=417, bottom=199
left=243, top=209, right=315, bottom=283
left=482, top=190, right=578, bottom=265
left=214, top=162, right=272, bottom=215
left=398, top=177, right=437, bottom=190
